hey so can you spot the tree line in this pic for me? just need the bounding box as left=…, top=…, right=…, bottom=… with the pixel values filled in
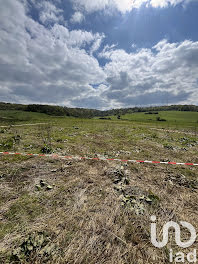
left=0, top=102, right=198, bottom=118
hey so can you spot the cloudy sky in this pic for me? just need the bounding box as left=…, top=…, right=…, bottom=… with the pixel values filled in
left=0, top=0, right=198, bottom=109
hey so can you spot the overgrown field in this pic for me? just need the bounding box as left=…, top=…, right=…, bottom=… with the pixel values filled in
left=0, top=110, right=198, bottom=263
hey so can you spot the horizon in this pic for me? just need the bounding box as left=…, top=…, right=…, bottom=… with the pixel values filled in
left=0, top=101, right=198, bottom=112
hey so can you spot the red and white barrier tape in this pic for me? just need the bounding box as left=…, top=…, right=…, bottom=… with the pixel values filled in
left=0, top=151, right=198, bottom=166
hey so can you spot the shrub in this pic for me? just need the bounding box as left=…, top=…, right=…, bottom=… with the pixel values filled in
left=156, top=117, right=166, bottom=122
left=41, top=145, right=52, bottom=154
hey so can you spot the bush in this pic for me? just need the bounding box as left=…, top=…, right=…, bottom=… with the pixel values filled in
left=145, top=112, right=158, bottom=115
left=156, top=117, right=166, bottom=122
left=41, top=145, right=52, bottom=154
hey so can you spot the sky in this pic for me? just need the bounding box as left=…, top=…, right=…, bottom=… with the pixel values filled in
left=0, top=0, right=198, bottom=109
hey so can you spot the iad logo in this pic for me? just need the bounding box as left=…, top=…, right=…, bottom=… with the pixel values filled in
left=150, top=216, right=197, bottom=263
left=151, top=215, right=196, bottom=248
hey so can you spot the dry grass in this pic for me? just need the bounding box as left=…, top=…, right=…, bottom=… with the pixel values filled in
left=0, top=115, right=197, bottom=263
left=0, top=154, right=197, bottom=263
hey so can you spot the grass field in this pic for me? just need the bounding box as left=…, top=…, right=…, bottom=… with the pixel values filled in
left=102, top=111, right=198, bottom=129
left=0, top=110, right=198, bottom=263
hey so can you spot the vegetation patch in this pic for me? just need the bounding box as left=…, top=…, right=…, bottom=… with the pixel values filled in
left=41, top=145, right=53, bottom=154
left=164, top=174, right=198, bottom=189
left=35, top=180, right=53, bottom=191
left=11, top=231, right=59, bottom=263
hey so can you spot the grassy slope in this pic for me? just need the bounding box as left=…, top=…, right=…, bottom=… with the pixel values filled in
left=0, top=110, right=52, bottom=124
left=1, top=109, right=198, bottom=127
left=104, top=111, right=198, bottom=128
left=0, top=110, right=198, bottom=263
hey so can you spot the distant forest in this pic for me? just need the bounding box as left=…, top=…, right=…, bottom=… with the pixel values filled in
left=0, top=102, right=198, bottom=118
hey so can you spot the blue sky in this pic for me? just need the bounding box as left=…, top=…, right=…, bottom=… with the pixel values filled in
left=0, top=0, right=198, bottom=109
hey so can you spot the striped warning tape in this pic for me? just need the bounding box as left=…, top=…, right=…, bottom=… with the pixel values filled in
left=0, top=151, right=198, bottom=166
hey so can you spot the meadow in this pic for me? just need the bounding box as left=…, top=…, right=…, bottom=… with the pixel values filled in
left=0, top=110, right=198, bottom=263
left=102, top=111, right=198, bottom=129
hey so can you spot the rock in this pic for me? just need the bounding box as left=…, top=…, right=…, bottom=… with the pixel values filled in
left=145, top=197, right=152, bottom=204
left=46, top=185, right=53, bottom=190
left=113, top=178, right=121, bottom=184
left=139, top=195, right=145, bottom=200
left=114, top=185, right=123, bottom=192
left=40, top=180, right=47, bottom=187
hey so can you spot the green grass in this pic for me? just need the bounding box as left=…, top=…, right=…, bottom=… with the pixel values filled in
left=103, top=111, right=198, bottom=128
left=0, top=110, right=52, bottom=124
left=1, top=109, right=198, bottom=130
left=5, top=194, right=43, bottom=222
left=0, top=110, right=198, bottom=161
left=0, top=194, right=45, bottom=240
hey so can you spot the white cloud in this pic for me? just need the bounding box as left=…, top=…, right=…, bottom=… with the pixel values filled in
left=70, top=0, right=145, bottom=14
left=37, top=1, right=64, bottom=24
left=70, top=11, right=85, bottom=24
left=51, top=24, right=104, bottom=48
left=90, top=34, right=105, bottom=55
left=70, top=0, right=195, bottom=14
left=98, top=39, right=198, bottom=107
left=150, top=0, right=196, bottom=8
left=71, top=0, right=109, bottom=13
left=113, top=0, right=148, bottom=11
left=0, top=0, right=198, bottom=109
left=0, top=0, right=105, bottom=106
